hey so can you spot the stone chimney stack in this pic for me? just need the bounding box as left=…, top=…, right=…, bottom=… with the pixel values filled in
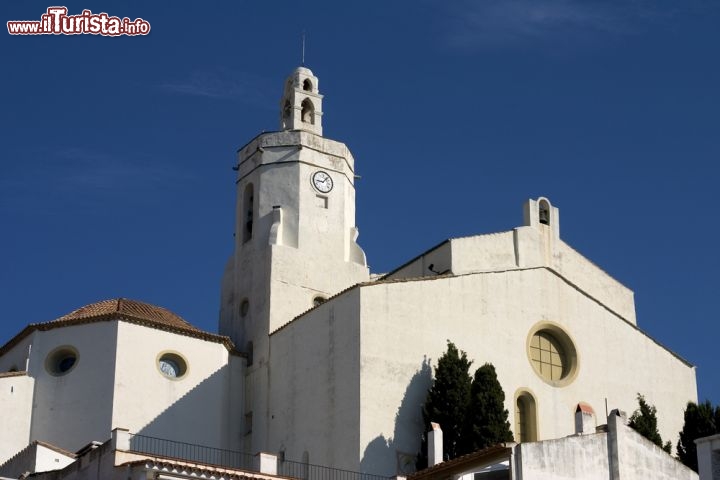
left=428, top=422, right=443, bottom=467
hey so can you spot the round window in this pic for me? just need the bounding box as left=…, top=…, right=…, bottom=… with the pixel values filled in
left=157, top=352, right=188, bottom=379
left=312, top=296, right=327, bottom=307
left=45, top=346, right=79, bottom=376
left=527, top=324, right=578, bottom=387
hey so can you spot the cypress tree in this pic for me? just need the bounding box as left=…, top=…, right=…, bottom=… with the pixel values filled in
left=465, top=363, right=514, bottom=451
left=628, top=394, right=671, bottom=453
left=677, top=400, right=718, bottom=472
left=417, top=341, right=472, bottom=468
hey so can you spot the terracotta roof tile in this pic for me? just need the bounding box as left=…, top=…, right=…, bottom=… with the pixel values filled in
left=408, top=444, right=512, bottom=480
left=54, top=298, right=201, bottom=332
left=0, top=299, right=241, bottom=357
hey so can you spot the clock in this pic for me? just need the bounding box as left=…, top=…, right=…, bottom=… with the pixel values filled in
left=312, top=171, right=333, bottom=193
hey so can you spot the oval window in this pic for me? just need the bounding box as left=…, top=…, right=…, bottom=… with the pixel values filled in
left=157, top=352, right=188, bottom=379
left=45, top=346, right=79, bottom=376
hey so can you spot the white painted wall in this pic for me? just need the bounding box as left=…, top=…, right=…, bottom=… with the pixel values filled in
left=112, top=322, right=243, bottom=451
left=34, top=444, right=76, bottom=473
left=29, top=322, right=118, bottom=452
left=0, top=374, right=34, bottom=463
left=695, top=433, right=720, bottom=480
left=519, top=434, right=610, bottom=480
left=0, top=442, right=75, bottom=478
left=0, top=333, right=34, bottom=372
left=389, top=225, right=636, bottom=325
left=384, top=241, right=451, bottom=280
left=267, top=288, right=362, bottom=472
left=256, top=226, right=695, bottom=477
left=607, top=412, right=697, bottom=480
left=1, top=317, right=243, bottom=463
left=518, top=415, right=697, bottom=480
left=355, top=268, right=695, bottom=475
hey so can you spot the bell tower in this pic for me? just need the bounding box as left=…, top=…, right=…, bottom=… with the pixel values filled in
left=219, top=66, right=369, bottom=454
left=279, top=67, right=323, bottom=136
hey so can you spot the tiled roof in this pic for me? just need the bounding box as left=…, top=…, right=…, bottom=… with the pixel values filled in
left=121, top=458, right=281, bottom=480
left=408, top=444, right=512, bottom=480
left=0, top=299, right=239, bottom=357
left=55, top=298, right=201, bottom=332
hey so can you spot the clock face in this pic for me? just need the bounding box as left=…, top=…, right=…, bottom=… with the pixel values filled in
left=312, top=171, right=333, bottom=193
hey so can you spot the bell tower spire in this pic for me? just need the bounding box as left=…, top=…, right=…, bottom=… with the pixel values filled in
left=279, top=66, right=323, bottom=136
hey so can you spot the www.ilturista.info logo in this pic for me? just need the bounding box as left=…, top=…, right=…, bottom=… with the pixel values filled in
left=7, top=7, right=150, bottom=36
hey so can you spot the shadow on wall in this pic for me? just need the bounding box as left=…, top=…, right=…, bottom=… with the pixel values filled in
left=132, top=364, right=240, bottom=454
left=359, top=357, right=432, bottom=476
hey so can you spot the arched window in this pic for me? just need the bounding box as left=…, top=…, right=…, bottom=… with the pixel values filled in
left=538, top=199, right=550, bottom=225
left=283, top=100, right=292, bottom=122
left=303, top=79, right=313, bottom=91
left=515, top=391, right=537, bottom=442
left=313, top=296, right=327, bottom=307
left=243, top=183, right=254, bottom=243
left=301, top=98, right=315, bottom=124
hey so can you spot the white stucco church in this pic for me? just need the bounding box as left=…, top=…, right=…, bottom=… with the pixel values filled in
left=0, top=66, right=699, bottom=479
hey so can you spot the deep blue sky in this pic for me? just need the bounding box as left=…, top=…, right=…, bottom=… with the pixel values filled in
left=2, top=1, right=718, bottom=414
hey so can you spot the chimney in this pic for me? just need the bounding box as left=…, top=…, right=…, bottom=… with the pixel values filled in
left=574, top=403, right=595, bottom=434
left=428, top=422, right=443, bottom=467
left=609, top=408, right=628, bottom=424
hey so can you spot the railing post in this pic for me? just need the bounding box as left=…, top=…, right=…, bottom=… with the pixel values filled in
left=254, top=452, right=278, bottom=475
left=112, top=428, right=131, bottom=451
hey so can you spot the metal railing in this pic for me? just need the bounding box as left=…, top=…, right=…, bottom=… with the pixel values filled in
left=278, top=458, right=391, bottom=480
left=126, top=433, right=393, bottom=480
left=128, top=433, right=253, bottom=470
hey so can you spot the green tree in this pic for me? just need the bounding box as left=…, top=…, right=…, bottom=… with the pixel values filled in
left=418, top=341, right=472, bottom=468
left=465, top=363, right=514, bottom=451
left=677, top=401, right=719, bottom=472
left=628, top=394, right=671, bottom=453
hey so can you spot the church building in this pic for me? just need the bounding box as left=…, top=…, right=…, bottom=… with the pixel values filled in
left=0, top=65, right=698, bottom=478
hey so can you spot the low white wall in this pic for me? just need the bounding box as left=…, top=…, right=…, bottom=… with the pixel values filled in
left=608, top=413, right=697, bottom=480
left=519, top=433, right=610, bottom=480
